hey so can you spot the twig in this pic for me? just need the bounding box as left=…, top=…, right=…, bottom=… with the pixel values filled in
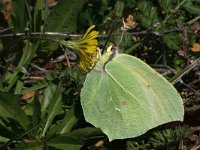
left=119, top=29, right=125, bottom=44
left=94, top=140, right=104, bottom=148
left=31, top=63, right=49, bottom=73
left=191, top=144, right=200, bottom=150
left=86, top=138, right=106, bottom=150
left=51, top=55, right=66, bottom=63
left=59, top=43, right=71, bottom=68
left=64, top=52, right=71, bottom=68
left=182, top=28, right=189, bottom=58
left=26, top=76, right=45, bottom=80
left=171, top=58, right=200, bottom=85
left=185, top=105, right=200, bottom=112
left=152, top=64, right=177, bottom=76
left=0, top=27, right=14, bottom=34
left=0, top=32, right=81, bottom=38
left=180, top=79, right=200, bottom=94
left=186, top=15, right=200, bottom=25
left=0, top=27, right=196, bottom=39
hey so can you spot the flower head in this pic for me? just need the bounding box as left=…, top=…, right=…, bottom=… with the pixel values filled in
left=62, top=25, right=99, bottom=72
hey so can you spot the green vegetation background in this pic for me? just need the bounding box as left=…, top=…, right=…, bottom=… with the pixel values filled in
left=0, top=0, right=200, bottom=149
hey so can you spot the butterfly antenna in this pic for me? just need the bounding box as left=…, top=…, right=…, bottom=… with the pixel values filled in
left=102, top=19, right=117, bottom=54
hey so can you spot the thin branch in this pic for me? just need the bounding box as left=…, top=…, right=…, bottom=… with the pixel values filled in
left=180, top=79, right=200, bottom=94
left=59, top=43, right=71, bottom=68
left=26, top=76, right=45, bottom=80
left=0, top=32, right=81, bottom=38
left=186, top=15, right=200, bottom=25
left=31, top=63, right=49, bottom=73
left=0, top=15, right=199, bottom=40
left=191, top=144, right=200, bottom=150
left=0, top=28, right=196, bottom=39
left=171, top=58, right=200, bottom=85
left=0, top=27, right=14, bottom=34
left=0, top=25, right=197, bottom=39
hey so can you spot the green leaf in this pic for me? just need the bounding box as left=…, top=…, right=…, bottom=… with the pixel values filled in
left=4, top=41, right=39, bottom=91
left=32, top=93, right=41, bottom=125
left=33, top=0, right=44, bottom=31
left=47, top=127, right=103, bottom=150
left=41, top=82, right=57, bottom=119
left=81, top=53, right=184, bottom=141
left=14, top=79, right=24, bottom=95
left=47, top=108, right=79, bottom=136
left=59, top=108, right=78, bottom=134
left=124, top=43, right=141, bottom=54
left=42, top=82, right=63, bottom=136
left=157, top=0, right=174, bottom=14
left=183, top=2, right=200, bottom=15
left=0, top=91, right=30, bottom=130
left=163, top=33, right=182, bottom=50
left=21, top=82, right=48, bottom=94
left=47, top=136, right=82, bottom=150
left=67, top=127, right=103, bottom=139
left=137, top=1, right=158, bottom=28
left=14, top=142, right=44, bottom=150
left=40, top=0, right=88, bottom=54
left=0, top=119, right=17, bottom=138
left=0, top=136, right=9, bottom=143
left=11, top=0, right=28, bottom=32
left=46, top=0, right=87, bottom=33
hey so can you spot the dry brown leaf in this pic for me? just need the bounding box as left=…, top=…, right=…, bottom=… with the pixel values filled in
left=191, top=43, right=200, bottom=52
left=192, top=22, right=200, bottom=31
left=21, top=91, right=35, bottom=101
left=132, top=36, right=140, bottom=42
left=122, top=15, right=138, bottom=30
left=191, top=126, right=200, bottom=131
left=189, top=134, right=198, bottom=141
left=1, top=0, right=13, bottom=20
left=177, top=50, right=185, bottom=57
left=48, top=0, right=56, bottom=5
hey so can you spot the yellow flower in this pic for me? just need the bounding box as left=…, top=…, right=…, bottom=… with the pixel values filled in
left=61, top=25, right=99, bottom=72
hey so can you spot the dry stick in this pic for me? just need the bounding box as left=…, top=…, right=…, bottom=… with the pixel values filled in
left=31, top=63, right=49, bottom=73
left=0, top=26, right=197, bottom=39
left=179, top=79, right=200, bottom=94
left=182, top=28, right=189, bottom=58
left=0, top=15, right=199, bottom=38
left=64, top=52, right=71, bottom=68
left=59, top=43, right=71, bottom=68
left=0, top=32, right=81, bottom=38
left=171, top=58, right=200, bottom=85
left=162, top=15, right=200, bottom=34
left=191, top=144, right=200, bottom=150
left=186, top=15, right=200, bottom=25
left=27, top=76, right=45, bottom=80
left=94, top=140, right=105, bottom=148
left=0, top=28, right=197, bottom=39
left=0, top=28, right=162, bottom=38
left=0, top=27, right=14, bottom=34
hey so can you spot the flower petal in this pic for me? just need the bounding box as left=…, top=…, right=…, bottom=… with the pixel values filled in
left=83, top=25, right=96, bottom=39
